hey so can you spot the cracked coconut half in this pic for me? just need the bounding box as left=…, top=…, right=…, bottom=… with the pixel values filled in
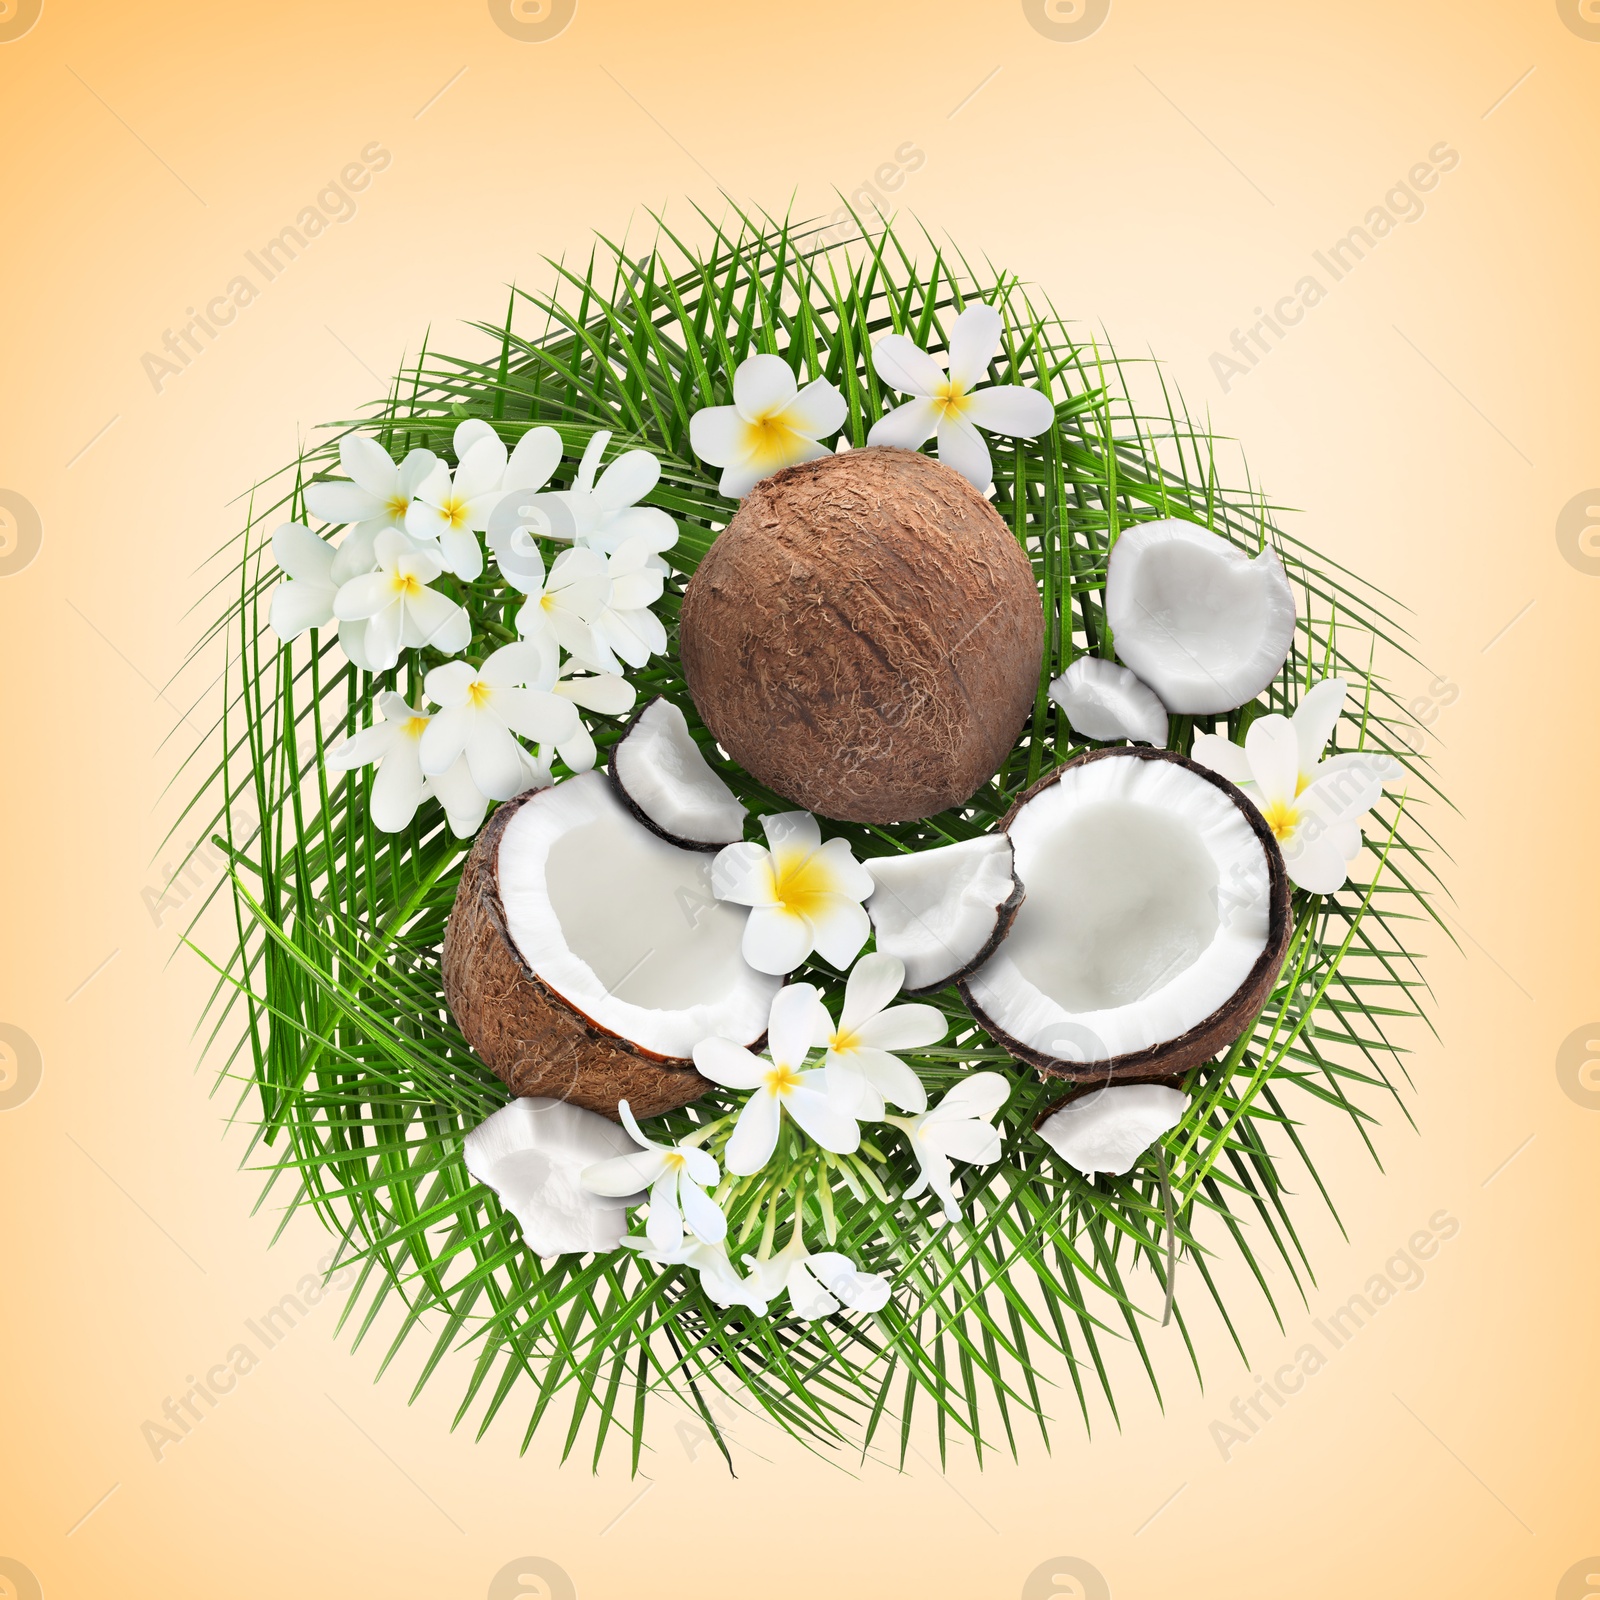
left=443, top=772, right=779, bottom=1117
left=960, top=748, right=1290, bottom=1082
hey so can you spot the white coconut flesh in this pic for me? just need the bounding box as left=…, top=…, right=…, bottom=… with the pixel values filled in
left=1049, top=656, right=1168, bottom=746
left=965, top=756, right=1272, bottom=1065
left=1105, top=519, right=1296, bottom=715
left=864, top=835, right=1020, bottom=992
left=496, top=771, right=778, bottom=1058
left=611, top=697, right=748, bottom=848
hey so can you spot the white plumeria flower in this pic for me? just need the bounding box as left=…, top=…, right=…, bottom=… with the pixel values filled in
left=579, top=534, right=671, bottom=674
left=268, top=522, right=338, bottom=640
left=324, top=692, right=433, bottom=833
left=887, top=1073, right=1009, bottom=1222
left=541, top=658, right=637, bottom=776
left=331, top=529, right=471, bottom=672
left=867, top=303, right=1054, bottom=492
left=419, top=642, right=583, bottom=802
left=817, top=953, right=944, bottom=1119
left=711, top=811, right=873, bottom=976
left=405, top=420, right=517, bottom=581
left=624, top=1233, right=769, bottom=1313
left=1190, top=679, right=1402, bottom=894
left=464, top=1097, right=642, bottom=1258
left=580, top=1100, right=726, bottom=1253
left=1035, top=1084, right=1189, bottom=1180
left=689, top=353, right=847, bottom=499
left=424, top=746, right=550, bottom=839
left=506, top=544, right=611, bottom=665
left=559, top=430, right=680, bottom=557
left=742, top=1226, right=890, bottom=1320
left=693, top=984, right=862, bottom=1175
left=303, top=435, right=441, bottom=581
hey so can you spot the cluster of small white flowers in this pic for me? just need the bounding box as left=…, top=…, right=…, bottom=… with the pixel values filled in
left=269, top=421, right=677, bottom=836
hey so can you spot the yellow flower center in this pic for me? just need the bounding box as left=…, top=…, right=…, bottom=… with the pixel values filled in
left=829, top=1028, right=860, bottom=1056
left=769, top=846, right=836, bottom=923
left=439, top=495, right=468, bottom=530
left=662, top=1151, right=686, bottom=1172
left=403, top=716, right=429, bottom=740
left=386, top=492, right=410, bottom=519
left=1295, top=772, right=1311, bottom=797
left=763, top=1062, right=803, bottom=1097
left=1261, top=797, right=1300, bottom=842
left=934, top=379, right=970, bottom=420
left=391, top=570, right=423, bottom=598
left=466, top=679, right=492, bottom=709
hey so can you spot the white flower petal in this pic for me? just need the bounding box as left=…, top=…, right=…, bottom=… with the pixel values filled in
left=678, top=1179, right=727, bottom=1243
left=688, top=404, right=747, bottom=469
left=691, top=1037, right=767, bottom=1092
left=933, top=413, right=994, bottom=491
left=871, top=333, right=946, bottom=398
left=1245, top=715, right=1301, bottom=807
left=1293, top=677, right=1348, bottom=778
left=768, top=982, right=825, bottom=1069
left=711, top=841, right=776, bottom=906
left=855, top=1003, right=946, bottom=1053
left=503, top=426, right=564, bottom=493
left=784, top=1083, right=861, bottom=1154
left=305, top=480, right=380, bottom=526
left=1190, top=730, right=1256, bottom=786
left=866, top=395, right=941, bottom=452
left=806, top=895, right=871, bottom=970
left=839, top=951, right=905, bottom=1033
left=368, top=744, right=426, bottom=832
left=962, top=384, right=1054, bottom=438
left=742, top=904, right=816, bottom=976
left=776, top=377, right=846, bottom=439
left=761, top=810, right=822, bottom=857
left=724, top=1090, right=782, bottom=1176
left=270, top=578, right=335, bottom=640
left=731, top=352, right=799, bottom=419
left=946, top=303, right=1004, bottom=389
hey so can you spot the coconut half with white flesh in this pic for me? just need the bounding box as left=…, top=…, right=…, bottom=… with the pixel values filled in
left=443, top=772, right=779, bottom=1117
left=608, top=696, right=748, bottom=850
left=1106, top=519, right=1296, bottom=715
left=864, top=835, right=1023, bottom=995
left=1049, top=657, right=1168, bottom=746
left=960, top=748, right=1290, bottom=1083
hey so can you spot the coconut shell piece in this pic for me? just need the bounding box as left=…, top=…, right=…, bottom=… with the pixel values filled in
left=960, top=748, right=1292, bottom=1086
left=443, top=790, right=715, bottom=1119
left=679, top=447, right=1044, bottom=824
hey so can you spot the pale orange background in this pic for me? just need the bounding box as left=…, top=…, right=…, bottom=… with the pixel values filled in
left=2, top=2, right=1597, bottom=1596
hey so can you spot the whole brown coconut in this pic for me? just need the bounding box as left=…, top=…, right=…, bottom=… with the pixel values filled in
left=443, top=791, right=712, bottom=1119
left=679, top=448, right=1044, bottom=824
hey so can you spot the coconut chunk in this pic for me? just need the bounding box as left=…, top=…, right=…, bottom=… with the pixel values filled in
left=609, top=696, right=747, bottom=850
left=1049, top=657, right=1168, bottom=746
left=1105, top=519, right=1296, bottom=715
left=960, top=748, right=1290, bottom=1082
left=1035, top=1084, right=1189, bottom=1178
left=464, top=1097, right=642, bottom=1256
left=864, top=836, right=1022, bottom=994
left=443, top=773, right=779, bottom=1117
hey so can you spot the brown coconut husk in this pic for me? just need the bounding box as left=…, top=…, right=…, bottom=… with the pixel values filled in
left=442, top=790, right=714, bottom=1119
left=679, top=447, right=1043, bottom=824
left=960, top=747, right=1293, bottom=1086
